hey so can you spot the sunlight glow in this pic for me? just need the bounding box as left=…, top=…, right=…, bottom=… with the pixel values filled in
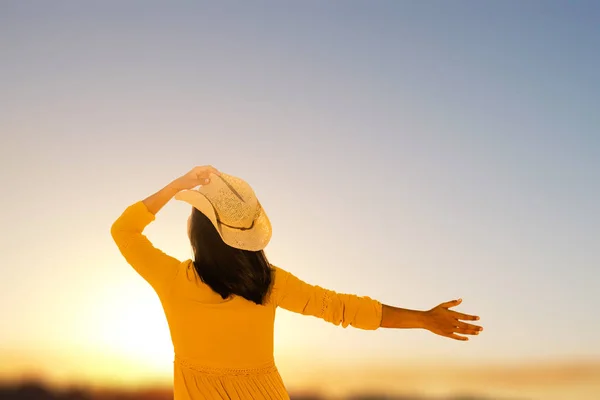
left=86, top=279, right=174, bottom=371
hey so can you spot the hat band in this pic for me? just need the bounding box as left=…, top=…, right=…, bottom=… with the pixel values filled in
left=218, top=218, right=256, bottom=231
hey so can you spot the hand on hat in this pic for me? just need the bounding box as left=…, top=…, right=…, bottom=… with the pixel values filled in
left=172, top=165, right=221, bottom=191
left=423, top=298, right=483, bottom=341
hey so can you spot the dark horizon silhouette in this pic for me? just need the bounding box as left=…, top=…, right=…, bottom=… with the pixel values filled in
left=0, top=380, right=530, bottom=400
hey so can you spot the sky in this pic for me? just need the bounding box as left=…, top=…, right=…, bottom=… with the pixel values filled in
left=1, top=0, right=599, bottom=388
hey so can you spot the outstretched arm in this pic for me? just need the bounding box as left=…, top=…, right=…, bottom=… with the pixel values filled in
left=271, top=267, right=483, bottom=340
left=272, top=266, right=383, bottom=330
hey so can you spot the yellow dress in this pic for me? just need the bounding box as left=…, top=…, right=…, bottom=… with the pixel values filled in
left=111, top=202, right=383, bottom=399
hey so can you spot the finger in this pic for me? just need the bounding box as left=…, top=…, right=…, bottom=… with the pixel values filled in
left=462, top=329, right=482, bottom=336
left=206, top=169, right=221, bottom=179
left=454, top=326, right=483, bottom=336
left=447, top=333, right=469, bottom=341
left=207, top=165, right=221, bottom=175
left=455, top=321, right=484, bottom=332
left=450, top=310, right=480, bottom=321
left=439, top=298, right=462, bottom=308
left=197, top=169, right=217, bottom=184
left=195, top=172, right=211, bottom=185
left=194, top=165, right=220, bottom=176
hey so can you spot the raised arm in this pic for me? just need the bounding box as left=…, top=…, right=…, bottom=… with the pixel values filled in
left=271, top=266, right=383, bottom=330
left=111, top=200, right=182, bottom=294
left=111, top=165, right=220, bottom=294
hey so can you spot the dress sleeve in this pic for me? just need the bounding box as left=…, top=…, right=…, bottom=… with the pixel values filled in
left=111, top=201, right=181, bottom=295
left=271, top=266, right=382, bottom=330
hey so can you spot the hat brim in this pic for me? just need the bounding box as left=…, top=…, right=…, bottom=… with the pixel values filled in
left=174, top=190, right=272, bottom=251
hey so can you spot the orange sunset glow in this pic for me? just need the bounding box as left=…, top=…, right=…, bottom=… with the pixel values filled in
left=2, top=1, right=599, bottom=399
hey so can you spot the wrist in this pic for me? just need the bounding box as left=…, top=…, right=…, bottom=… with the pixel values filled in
left=142, top=181, right=182, bottom=215
left=167, top=178, right=186, bottom=192
left=413, top=310, right=429, bottom=330
left=381, top=305, right=429, bottom=329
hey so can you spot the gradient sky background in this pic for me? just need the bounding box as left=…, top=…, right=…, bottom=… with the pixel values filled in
left=1, top=0, right=599, bottom=388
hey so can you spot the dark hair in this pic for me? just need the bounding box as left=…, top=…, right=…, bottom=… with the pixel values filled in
left=188, top=207, right=273, bottom=305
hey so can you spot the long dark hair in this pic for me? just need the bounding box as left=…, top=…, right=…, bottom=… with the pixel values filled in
left=188, top=207, right=273, bottom=305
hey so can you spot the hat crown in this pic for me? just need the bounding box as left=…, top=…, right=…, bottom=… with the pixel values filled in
left=201, top=173, right=260, bottom=229
left=173, top=171, right=271, bottom=251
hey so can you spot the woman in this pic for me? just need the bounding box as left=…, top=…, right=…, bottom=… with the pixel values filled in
left=111, top=165, right=483, bottom=399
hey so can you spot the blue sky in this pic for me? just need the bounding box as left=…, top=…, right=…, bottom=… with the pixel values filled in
left=1, top=0, right=599, bottom=381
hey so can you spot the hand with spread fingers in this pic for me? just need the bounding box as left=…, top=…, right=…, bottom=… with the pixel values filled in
left=423, top=298, right=483, bottom=341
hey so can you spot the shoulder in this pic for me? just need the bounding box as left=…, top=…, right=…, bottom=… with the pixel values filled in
left=270, top=264, right=290, bottom=285
left=267, top=264, right=291, bottom=305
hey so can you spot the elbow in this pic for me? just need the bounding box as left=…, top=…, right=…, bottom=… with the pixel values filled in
left=327, top=294, right=382, bottom=330
left=110, top=220, right=122, bottom=242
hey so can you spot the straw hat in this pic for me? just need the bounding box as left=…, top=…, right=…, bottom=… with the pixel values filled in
left=174, top=172, right=272, bottom=251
